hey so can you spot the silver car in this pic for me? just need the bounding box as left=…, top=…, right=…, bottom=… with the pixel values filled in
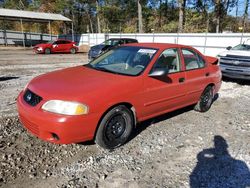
left=218, top=42, right=250, bottom=80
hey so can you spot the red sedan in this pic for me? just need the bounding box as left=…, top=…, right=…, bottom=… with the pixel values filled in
left=17, top=43, right=222, bottom=149
left=33, top=39, right=78, bottom=54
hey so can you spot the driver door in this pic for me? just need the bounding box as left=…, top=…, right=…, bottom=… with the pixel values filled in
left=52, top=40, right=64, bottom=52
left=142, top=48, right=187, bottom=118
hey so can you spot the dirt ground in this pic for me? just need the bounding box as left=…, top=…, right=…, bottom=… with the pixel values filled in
left=0, top=49, right=249, bottom=188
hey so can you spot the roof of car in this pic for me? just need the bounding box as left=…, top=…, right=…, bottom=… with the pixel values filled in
left=108, top=38, right=138, bottom=40
left=56, top=39, right=73, bottom=42
left=124, top=42, right=190, bottom=49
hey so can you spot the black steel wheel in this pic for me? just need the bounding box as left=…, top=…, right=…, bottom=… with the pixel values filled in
left=95, top=105, right=134, bottom=149
left=194, top=86, right=214, bottom=112
left=44, top=48, right=51, bottom=54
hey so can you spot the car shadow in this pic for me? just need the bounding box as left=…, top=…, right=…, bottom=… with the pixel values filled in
left=190, top=135, right=250, bottom=188
left=0, top=76, right=19, bottom=82
left=222, top=76, right=250, bottom=86
left=127, top=104, right=195, bottom=144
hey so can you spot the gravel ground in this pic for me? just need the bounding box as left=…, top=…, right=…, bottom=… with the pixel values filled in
left=0, top=49, right=249, bottom=188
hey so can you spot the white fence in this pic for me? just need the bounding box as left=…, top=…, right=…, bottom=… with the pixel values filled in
left=74, top=33, right=250, bottom=56
left=1, top=30, right=249, bottom=56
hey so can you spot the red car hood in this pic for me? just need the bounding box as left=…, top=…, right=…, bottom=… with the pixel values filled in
left=28, top=66, right=137, bottom=102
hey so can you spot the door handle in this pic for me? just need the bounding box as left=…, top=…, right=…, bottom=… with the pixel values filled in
left=205, top=72, right=210, bottom=77
left=179, top=77, right=185, bottom=83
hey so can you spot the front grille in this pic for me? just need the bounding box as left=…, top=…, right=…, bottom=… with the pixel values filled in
left=220, top=62, right=250, bottom=67
left=23, top=89, right=42, bottom=107
left=20, top=115, right=40, bottom=136
left=226, top=54, right=250, bottom=59
left=220, top=57, right=250, bottom=67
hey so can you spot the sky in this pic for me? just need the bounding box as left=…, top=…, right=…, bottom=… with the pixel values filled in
left=229, top=0, right=249, bottom=18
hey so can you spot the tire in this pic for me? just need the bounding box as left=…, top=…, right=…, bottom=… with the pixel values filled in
left=194, top=86, right=214, bottom=112
left=44, top=48, right=51, bottom=54
left=70, top=48, right=76, bottom=54
left=95, top=105, right=134, bottom=149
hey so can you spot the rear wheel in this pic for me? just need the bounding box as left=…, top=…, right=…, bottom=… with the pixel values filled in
left=70, top=48, right=76, bottom=54
left=194, top=86, right=214, bottom=112
left=95, top=105, right=133, bottom=149
left=44, top=48, right=51, bottom=54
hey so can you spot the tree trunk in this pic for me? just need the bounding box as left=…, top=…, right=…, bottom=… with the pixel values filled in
left=236, top=0, right=239, bottom=17
left=215, top=0, right=221, bottom=33
left=159, top=0, right=162, bottom=28
left=178, top=0, right=186, bottom=33
left=96, top=0, right=101, bottom=33
left=138, top=0, right=143, bottom=33
left=243, top=0, right=249, bottom=32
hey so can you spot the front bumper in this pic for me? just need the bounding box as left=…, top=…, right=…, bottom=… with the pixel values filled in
left=33, top=47, right=44, bottom=54
left=88, top=50, right=101, bottom=60
left=17, top=91, right=100, bottom=144
left=220, top=64, right=250, bottom=80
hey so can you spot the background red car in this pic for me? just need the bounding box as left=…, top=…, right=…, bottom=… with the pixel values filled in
left=33, top=39, right=78, bottom=54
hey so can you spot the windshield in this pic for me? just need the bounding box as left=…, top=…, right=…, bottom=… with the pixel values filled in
left=231, top=44, right=250, bottom=51
left=87, top=46, right=158, bottom=76
left=101, top=39, right=121, bottom=46
left=46, top=41, right=54, bottom=44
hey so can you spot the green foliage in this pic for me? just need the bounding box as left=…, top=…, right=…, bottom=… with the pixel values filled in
left=0, top=0, right=249, bottom=33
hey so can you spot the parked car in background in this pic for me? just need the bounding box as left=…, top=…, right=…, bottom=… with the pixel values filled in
left=218, top=40, right=250, bottom=80
left=88, top=38, right=138, bottom=60
left=33, top=39, right=78, bottom=54
left=17, top=43, right=221, bottom=149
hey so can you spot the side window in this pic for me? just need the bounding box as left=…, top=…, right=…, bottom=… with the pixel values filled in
left=126, top=39, right=136, bottom=44
left=151, top=48, right=181, bottom=74
left=64, top=41, right=71, bottom=44
left=182, top=49, right=205, bottom=70
left=55, top=41, right=64, bottom=45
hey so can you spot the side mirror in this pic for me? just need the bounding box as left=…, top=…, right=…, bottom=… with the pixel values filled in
left=149, top=68, right=168, bottom=77
left=226, top=46, right=232, bottom=50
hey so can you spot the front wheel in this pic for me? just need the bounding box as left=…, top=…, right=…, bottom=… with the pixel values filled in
left=194, top=86, right=214, bottom=112
left=44, top=48, right=51, bottom=54
left=95, top=105, right=134, bottom=149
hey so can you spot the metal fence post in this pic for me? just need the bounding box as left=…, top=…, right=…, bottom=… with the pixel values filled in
left=203, top=32, right=208, bottom=54
left=3, top=19, right=7, bottom=46
left=176, top=32, right=179, bottom=44
left=71, top=22, right=74, bottom=42
left=29, top=31, right=32, bottom=47
left=3, top=29, right=7, bottom=46
left=240, top=31, right=244, bottom=44
left=48, top=21, right=52, bottom=41
left=20, top=19, right=25, bottom=48
left=88, top=33, right=90, bottom=46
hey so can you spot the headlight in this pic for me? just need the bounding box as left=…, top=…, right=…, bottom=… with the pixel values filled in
left=42, top=100, right=89, bottom=115
left=37, top=47, right=43, bottom=51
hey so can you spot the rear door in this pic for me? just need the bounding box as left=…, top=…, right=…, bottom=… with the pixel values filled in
left=64, top=40, right=74, bottom=52
left=142, top=48, right=187, bottom=118
left=180, top=48, right=209, bottom=103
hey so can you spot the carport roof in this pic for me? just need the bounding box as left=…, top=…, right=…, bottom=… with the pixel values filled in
left=0, top=8, right=71, bottom=22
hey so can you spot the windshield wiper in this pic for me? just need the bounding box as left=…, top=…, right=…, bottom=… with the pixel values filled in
left=84, top=64, right=131, bottom=76
left=92, top=66, right=118, bottom=74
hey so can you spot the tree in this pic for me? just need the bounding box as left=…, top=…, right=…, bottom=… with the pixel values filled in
left=96, top=0, right=101, bottom=33
left=138, top=0, right=143, bottom=33
left=178, top=0, right=186, bottom=33
left=243, top=0, right=249, bottom=32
